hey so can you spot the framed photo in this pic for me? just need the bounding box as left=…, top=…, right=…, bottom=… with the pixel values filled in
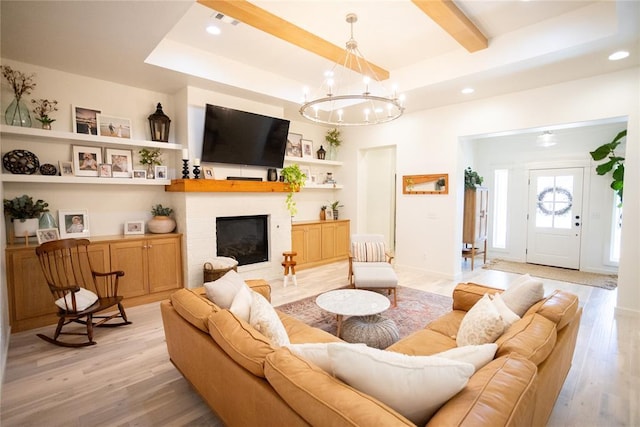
left=36, top=228, right=60, bottom=244
left=59, top=160, right=74, bottom=177
left=72, top=145, right=102, bottom=177
left=124, top=221, right=145, bottom=235
left=72, top=105, right=101, bottom=135
left=325, top=208, right=334, bottom=220
left=154, top=165, right=168, bottom=180
left=301, top=166, right=312, bottom=184
left=104, top=148, right=133, bottom=178
left=96, top=114, right=131, bottom=139
left=286, top=133, right=303, bottom=157
left=310, top=174, right=318, bottom=184
left=202, top=166, right=215, bottom=180
left=132, top=169, right=147, bottom=179
left=301, top=139, right=314, bottom=158
left=99, top=163, right=112, bottom=177
left=59, top=210, right=90, bottom=238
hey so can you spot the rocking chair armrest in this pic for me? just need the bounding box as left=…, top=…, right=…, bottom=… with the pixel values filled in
left=93, top=270, right=125, bottom=278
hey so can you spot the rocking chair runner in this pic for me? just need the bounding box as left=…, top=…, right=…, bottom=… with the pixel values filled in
left=36, top=238, right=131, bottom=347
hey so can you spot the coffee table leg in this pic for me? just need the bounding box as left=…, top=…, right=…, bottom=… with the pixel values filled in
left=336, top=314, right=343, bottom=338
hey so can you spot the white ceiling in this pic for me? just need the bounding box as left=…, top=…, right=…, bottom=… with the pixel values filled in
left=1, top=1, right=638, bottom=117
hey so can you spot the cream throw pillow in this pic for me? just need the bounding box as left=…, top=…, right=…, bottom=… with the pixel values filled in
left=204, top=269, right=246, bottom=309
left=55, top=287, right=98, bottom=312
left=457, top=294, right=505, bottom=347
left=433, top=343, right=498, bottom=372
left=328, top=343, right=474, bottom=425
left=229, top=283, right=252, bottom=322
left=249, top=292, right=290, bottom=347
left=285, top=342, right=363, bottom=373
left=501, top=275, right=544, bottom=316
left=490, top=293, right=521, bottom=326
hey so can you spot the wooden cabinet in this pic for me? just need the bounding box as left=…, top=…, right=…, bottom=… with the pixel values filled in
left=462, top=187, right=488, bottom=269
left=292, top=220, right=350, bottom=270
left=5, top=234, right=183, bottom=332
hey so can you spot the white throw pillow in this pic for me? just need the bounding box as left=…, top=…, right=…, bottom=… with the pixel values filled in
left=327, top=343, right=474, bottom=425
left=456, top=294, right=505, bottom=347
left=501, top=275, right=544, bottom=316
left=229, top=283, right=252, bottom=322
left=55, top=287, right=98, bottom=312
left=490, top=293, right=521, bottom=326
left=285, top=342, right=363, bottom=373
left=204, top=269, right=246, bottom=309
left=249, top=291, right=290, bottom=347
left=433, top=343, right=498, bottom=372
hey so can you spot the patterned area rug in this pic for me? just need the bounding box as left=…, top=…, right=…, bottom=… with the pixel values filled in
left=276, top=286, right=453, bottom=339
left=483, top=259, right=617, bottom=290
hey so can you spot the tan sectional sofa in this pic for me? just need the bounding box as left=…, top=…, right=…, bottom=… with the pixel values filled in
left=160, top=279, right=581, bottom=426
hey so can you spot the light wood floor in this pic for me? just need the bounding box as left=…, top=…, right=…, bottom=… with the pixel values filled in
left=1, top=260, right=637, bottom=426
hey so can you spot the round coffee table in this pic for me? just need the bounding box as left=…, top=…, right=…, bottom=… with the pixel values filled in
left=315, top=289, right=391, bottom=338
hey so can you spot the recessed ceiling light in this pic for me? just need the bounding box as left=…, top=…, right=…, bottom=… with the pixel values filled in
left=461, top=87, right=474, bottom=94
left=206, top=25, right=221, bottom=35
left=608, top=51, right=629, bottom=61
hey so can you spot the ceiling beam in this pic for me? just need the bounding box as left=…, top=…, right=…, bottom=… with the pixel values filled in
left=411, top=0, right=487, bottom=53
left=197, top=0, right=390, bottom=81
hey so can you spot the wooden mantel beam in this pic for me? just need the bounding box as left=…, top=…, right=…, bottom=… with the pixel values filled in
left=197, top=0, right=390, bottom=81
left=411, top=0, right=488, bottom=53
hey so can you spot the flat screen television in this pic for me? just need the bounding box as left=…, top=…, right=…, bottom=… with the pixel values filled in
left=201, top=104, right=290, bottom=168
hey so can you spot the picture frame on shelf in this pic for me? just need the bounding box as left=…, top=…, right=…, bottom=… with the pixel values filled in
left=36, top=228, right=60, bottom=245
left=99, top=163, right=112, bottom=178
left=154, top=165, right=168, bottom=180
left=96, top=114, right=131, bottom=139
left=202, top=166, right=215, bottom=179
left=132, top=170, right=147, bottom=179
left=59, top=210, right=90, bottom=239
left=104, top=148, right=133, bottom=178
left=301, top=166, right=312, bottom=184
left=72, top=145, right=102, bottom=177
left=325, top=208, right=334, bottom=220
left=301, top=139, right=314, bottom=158
left=124, top=221, right=145, bottom=235
left=72, top=105, right=101, bottom=135
left=286, top=133, right=303, bottom=157
left=310, top=174, right=318, bottom=184
left=58, top=160, right=74, bottom=177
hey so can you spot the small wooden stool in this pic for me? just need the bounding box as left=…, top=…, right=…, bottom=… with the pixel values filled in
left=282, top=251, right=297, bottom=287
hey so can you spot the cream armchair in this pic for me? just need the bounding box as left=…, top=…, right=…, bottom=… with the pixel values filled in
left=348, top=234, right=398, bottom=306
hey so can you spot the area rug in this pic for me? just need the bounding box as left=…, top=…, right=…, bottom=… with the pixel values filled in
left=276, top=286, right=453, bottom=339
left=483, top=259, right=617, bottom=290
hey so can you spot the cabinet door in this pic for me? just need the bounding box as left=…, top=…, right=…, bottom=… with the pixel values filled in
left=291, top=226, right=307, bottom=264
left=335, top=221, right=350, bottom=257
left=321, top=223, right=337, bottom=259
left=7, top=249, right=54, bottom=321
left=110, top=240, right=148, bottom=298
left=147, top=236, right=183, bottom=293
left=306, top=225, right=322, bottom=263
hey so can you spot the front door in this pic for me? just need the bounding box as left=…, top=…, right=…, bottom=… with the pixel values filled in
left=526, top=168, right=584, bottom=269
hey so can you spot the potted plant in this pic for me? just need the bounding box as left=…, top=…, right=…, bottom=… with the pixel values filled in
left=590, top=129, right=625, bottom=206
left=280, top=164, right=306, bottom=216
left=148, top=204, right=176, bottom=234
left=31, top=98, right=58, bottom=130
left=139, top=148, right=162, bottom=179
left=329, top=200, right=343, bottom=220
left=464, top=167, right=483, bottom=190
left=3, top=194, right=49, bottom=237
left=325, top=128, right=342, bottom=160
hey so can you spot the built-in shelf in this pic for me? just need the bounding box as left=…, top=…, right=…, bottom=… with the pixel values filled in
left=304, top=183, right=343, bottom=190
left=0, top=124, right=183, bottom=150
left=1, top=174, right=170, bottom=185
left=284, top=156, right=342, bottom=166
left=165, top=179, right=294, bottom=193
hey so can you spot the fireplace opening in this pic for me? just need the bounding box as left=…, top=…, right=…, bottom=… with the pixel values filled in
left=216, top=215, right=268, bottom=266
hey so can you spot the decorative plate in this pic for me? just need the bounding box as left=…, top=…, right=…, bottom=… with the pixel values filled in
left=2, top=150, right=40, bottom=175
left=39, top=163, right=58, bottom=176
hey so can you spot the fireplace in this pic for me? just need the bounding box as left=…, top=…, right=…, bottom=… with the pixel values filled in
left=216, top=215, right=269, bottom=266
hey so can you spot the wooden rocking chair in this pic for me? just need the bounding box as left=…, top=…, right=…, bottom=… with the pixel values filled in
left=35, top=238, right=131, bottom=347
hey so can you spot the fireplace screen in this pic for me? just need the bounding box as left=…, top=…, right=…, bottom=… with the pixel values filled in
left=216, top=215, right=269, bottom=266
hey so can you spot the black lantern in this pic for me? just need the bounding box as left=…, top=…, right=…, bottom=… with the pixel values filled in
left=148, top=103, right=171, bottom=142
left=317, top=145, right=326, bottom=160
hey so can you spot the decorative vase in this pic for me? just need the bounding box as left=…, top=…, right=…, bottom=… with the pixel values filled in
left=147, top=216, right=176, bottom=234
left=13, top=218, right=39, bottom=238
left=41, top=122, right=52, bottom=130
left=320, top=209, right=326, bottom=221
left=5, top=97, right=32, bottom=127
left=328, top=145, right=338, bottom=160
left=333, top=209, right=339, bottom=220
left=39, top=212, right=58, bottom=229
left=146, top=164, right=155, bottom=179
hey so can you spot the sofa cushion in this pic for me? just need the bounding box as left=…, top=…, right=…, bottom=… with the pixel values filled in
left=249, top=291, right=290, bottom=347
left=265, top=348, right=415, bottom=426
left=425, top=310, right=465, bottom=339
left=284, top=342, right=362, bottom=373
left=280, top=312, right=343, bottom=344
left=170, top=288, right=218, bottom=333
left=207, top=309, right=275, bottom=377
left=328, top=343, right=474, bottom=425
left=496, top=313, right=557, bottom=365
left=456, top=294, right=505, bottom=346
left=386, top=328, right=457, bottom=356
left=501, top=275, right=545, bottom=316
left=351, top=241, right=387, bottom=262
left=55, top=287, right=98, bottom=312
left=525, top=290, right=579, bottom=331
left=433, top=343, right=498, bottom=372
left=204, top=269, right=247, bottom=309
left=452, top=282, right=503, bottom=311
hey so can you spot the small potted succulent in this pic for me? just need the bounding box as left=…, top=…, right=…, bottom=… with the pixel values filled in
left=148, top=204, right=176, bottom=234
left=329, top=200, right=343, bottom=220
left=3, top=194, right=49, bottom=237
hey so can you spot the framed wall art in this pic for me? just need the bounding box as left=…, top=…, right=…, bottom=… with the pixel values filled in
left=72, top=105, right=101, bottom=135
left=286, top=133, right=303, bottom=157
left=132, top=170, right=147, bottom=179
left=72, top=145, right=102, bottom=177
left=59, top=160, right=74, bottom=177
left=104, top=148, right=133, bottom=178
left=301, top=139, right=314, bottom=158
left=402, top=174, right=449, bottom=195
left=154, top=165, right=168, bottom=180
left=97, top=114, right=131, bottom=139
left=202, top=166, right=215, bottom=179
left=36, top=228, right=60, bottom=244
left=99, top=163, right=112, bottom=178
left=124, top=220, right=145, bottom=235
left=59, top=210, right=90, bottom=238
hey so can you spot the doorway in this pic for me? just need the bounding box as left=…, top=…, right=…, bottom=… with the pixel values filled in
left=361, top=146, right=396, bottom=251
left=526, top=167, right=584, bottom=269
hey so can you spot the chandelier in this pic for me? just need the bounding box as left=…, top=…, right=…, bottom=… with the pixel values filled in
left=299, top=13, right=405, bottom=127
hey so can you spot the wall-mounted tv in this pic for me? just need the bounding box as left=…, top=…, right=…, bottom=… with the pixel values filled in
left=201, top=104, right=290, bottom=168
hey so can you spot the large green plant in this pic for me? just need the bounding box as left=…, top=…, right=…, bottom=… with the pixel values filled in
left=590, top=129, right=625, bottom=205
left=3, top=194, right=49, bottom=221
left=281, top=164, right=306, bottom=215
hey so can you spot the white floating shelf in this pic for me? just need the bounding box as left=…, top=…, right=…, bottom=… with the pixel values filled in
left=303, top=183, right=343, bottom=190
left=1, top=174, right=170, bottom=186
left=284, top=156, right=342, bottom=166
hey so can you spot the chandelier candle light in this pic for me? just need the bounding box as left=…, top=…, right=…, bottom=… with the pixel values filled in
left=299, top=13, right=405, bottom=126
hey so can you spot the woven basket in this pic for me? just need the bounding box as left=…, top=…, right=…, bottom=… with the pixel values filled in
left=203, top=258, right=238, bottom=282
